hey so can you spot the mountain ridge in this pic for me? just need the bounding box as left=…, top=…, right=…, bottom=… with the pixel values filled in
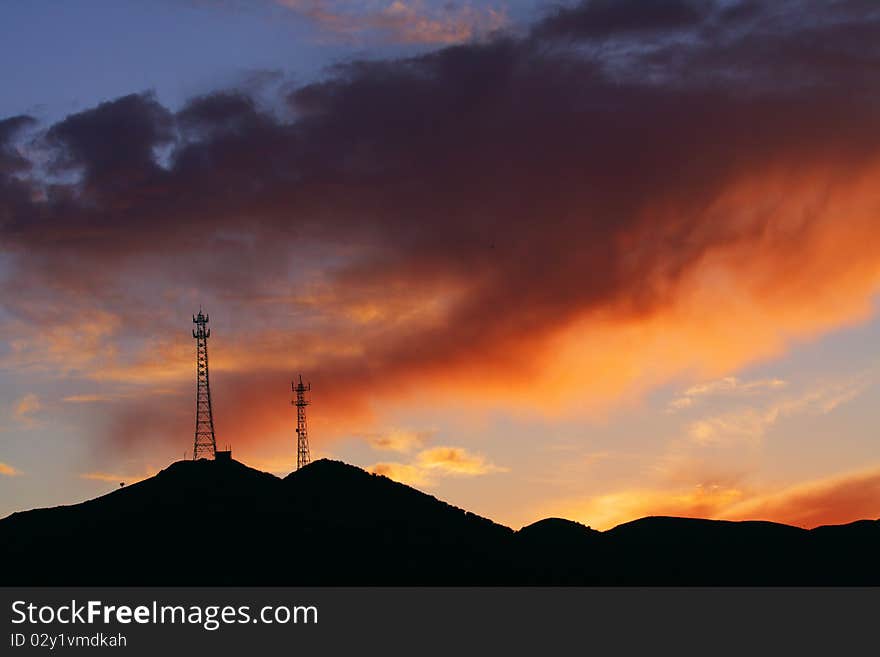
left=2, top=458, right=878, bottom=585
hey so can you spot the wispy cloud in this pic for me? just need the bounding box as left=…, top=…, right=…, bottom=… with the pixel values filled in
left=2, top=311, right=121, bottom=377
left=684, top=376, right=870, bottom=447
left=62, top=387, right=178, bottom=403
left=668, top=376, right=787, bottom=412
left=365, top=428, right=433, bottom=453
left=276, top=1, right=507, bottom=45
left=12, top=394, right=41, bottom=427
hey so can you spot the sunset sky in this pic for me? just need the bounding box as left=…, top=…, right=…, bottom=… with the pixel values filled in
left=1, top=0, right=879, bottom=531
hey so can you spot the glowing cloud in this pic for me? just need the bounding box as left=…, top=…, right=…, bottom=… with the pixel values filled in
left=367, top=462, right=433, bottom=487
left=416, top=446, right=505, bottom=476
left=0, top=462, right=22, bottom=477
left=366, top=429, right=432, bottom=453
left=368, top=445, right=505, bottom=486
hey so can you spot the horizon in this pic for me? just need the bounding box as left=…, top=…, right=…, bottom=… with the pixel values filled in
left=2, top=0, right=880, bottom=533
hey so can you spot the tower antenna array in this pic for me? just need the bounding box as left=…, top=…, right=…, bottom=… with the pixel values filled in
left=292, top=375, right=311, bottom=469
left=192, top=310, right=217, bottom=460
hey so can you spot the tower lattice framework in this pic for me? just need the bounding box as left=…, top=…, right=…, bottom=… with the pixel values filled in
left=192, top=310, right=217, bottom=460
left=293, top=375, right=311, bottom=469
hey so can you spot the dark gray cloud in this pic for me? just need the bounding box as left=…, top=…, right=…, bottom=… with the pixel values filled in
left=45, top=94, right=174, bottom=196
left=533, top=0, right=711, bottom=40
left=0, top=115, right=36, bottom=175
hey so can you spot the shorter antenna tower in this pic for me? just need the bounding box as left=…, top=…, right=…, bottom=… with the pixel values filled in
left=292, top=375, right=311, bottom=470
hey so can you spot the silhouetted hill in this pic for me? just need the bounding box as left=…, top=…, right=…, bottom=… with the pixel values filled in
left=0, top=458, right=510, bottom=585
left=602, top=517, right=809, bottom=585
left=513, top=518, right=604, bottom=584
left=278, top=459, right=513, bottom=583
left=1, top=458, right=878, bottom=585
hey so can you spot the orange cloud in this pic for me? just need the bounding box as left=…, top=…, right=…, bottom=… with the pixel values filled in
left=368, top=445, right=505, bottom=487
left=366, top=429, right=431, bottom=453
left=528, top=173, right=880, bottom=413
left=2, top=310, right=121, bottom=376
left=367, top=461, right=432, bottom=487
left=0, top=462, right=22, bottom=477
left=416, top=446, right=505, bottom=476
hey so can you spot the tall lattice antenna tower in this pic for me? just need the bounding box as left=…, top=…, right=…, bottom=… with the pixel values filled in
left=292, top=375, right=311, bottom=469
left=192, top=310, right=217, bottom=460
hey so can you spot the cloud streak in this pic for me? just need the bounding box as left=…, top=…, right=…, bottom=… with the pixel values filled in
left=668, top=376, right=787, bottom=411
left=276, top=0, right=507, bottom=44
left=685, top=375, right=870, bottom=447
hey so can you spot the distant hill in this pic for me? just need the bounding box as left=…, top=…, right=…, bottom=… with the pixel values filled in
left=1, top=458, right=878, bottom=585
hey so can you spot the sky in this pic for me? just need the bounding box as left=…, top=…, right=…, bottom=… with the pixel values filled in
left=1, top=0, right=879, bottom=531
